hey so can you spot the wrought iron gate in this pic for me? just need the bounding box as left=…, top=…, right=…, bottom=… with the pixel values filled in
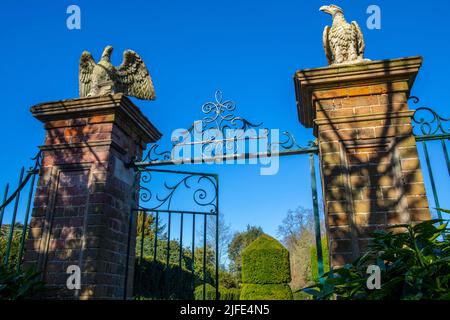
left=125, top=168, right=219, bottom=300
left=125, top=90, right=325, bottom=300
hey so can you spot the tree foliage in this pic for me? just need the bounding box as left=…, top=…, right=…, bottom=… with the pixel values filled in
left=1, top=224, right=26, bottom=271
left=228, top=225, right=264, bottom=280
left=197, top=214, right=232, bottom=269
left=277, top=207, right=326, bottom=290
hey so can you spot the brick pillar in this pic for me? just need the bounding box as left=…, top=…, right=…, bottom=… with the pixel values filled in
left=24, top=93, right=161, bottom=299
left=294, top=57, right=431, bottom=268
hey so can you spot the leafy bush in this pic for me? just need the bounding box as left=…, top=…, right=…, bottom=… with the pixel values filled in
left=240, top=284, right=293, bottom=300
left=303, top=220, right=450, bottom=300
left=241, top=234, right=291, bottom=284
left=220, top=287, right=240, bottom=300
left=194, top=283, right=217, bottom=300
left=0, top=265, right=45, bottom=300
left=240, top=234, right=293, bottom=300
left=219, top=269, right=239, bottom=289
left=194, top=284, right=240, bottom=300
left=1, top=224, right=25, bottom=271
left=134, top=258, right=194, bottom=300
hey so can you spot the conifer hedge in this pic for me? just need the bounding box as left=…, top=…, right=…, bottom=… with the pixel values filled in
left=240, top=234, right=293, bottom=300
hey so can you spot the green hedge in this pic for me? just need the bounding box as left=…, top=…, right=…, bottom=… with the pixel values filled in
left=194, top=284, right=240, bottom=300
left=310, top=237, right=329, bottom=282
left=0, top=264, right=45, bottom=300
left=240, top=284, right=293, bottom=300
left=241, top=234, right=291, bottom=284
left=134, top=258, right=194, bottom=300
left=220, top=287, right=240, bottom=300
left=194, top=283, right=217, bottom=300
left=240, top=234, right=293, bottom=300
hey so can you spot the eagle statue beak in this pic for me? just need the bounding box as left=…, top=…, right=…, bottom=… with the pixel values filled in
left=319, top=5, right=331, bottom=14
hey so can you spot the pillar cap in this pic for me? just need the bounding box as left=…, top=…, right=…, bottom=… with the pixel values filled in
left=30, top=93, right=162, bottom=143
left=293, top=56, right=423, bottom=128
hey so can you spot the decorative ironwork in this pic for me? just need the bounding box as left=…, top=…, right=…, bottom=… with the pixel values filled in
left=408, top=95, right=420, bottom=104
left=0, top=150, right=41, bottom=270
left=269, top=133, right=317, bottom=154
left=412, top=107, right=449, bottom=137
left=0, top=151, right=41, bottom=212
left=137, top=169, right=218, bottom=214
left=137, top=90, right=317, bottom=167
left=198, top=90, right=263, bottom=134
left=141, top=144, right=171, bottom=163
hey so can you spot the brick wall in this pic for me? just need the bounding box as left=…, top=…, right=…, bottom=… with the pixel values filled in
left=295, top=57, right=431, bottom=268
left=24, top=94, right=160, bottom=299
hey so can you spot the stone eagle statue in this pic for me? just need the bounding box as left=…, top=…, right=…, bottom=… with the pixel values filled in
left=320, top=5, right=368, bottom=66
left=79, top=45, right=156, bottom=100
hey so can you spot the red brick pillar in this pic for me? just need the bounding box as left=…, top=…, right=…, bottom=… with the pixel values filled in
left=294, top=57, right=431, bottom=268
left=24, top=94, right=161, bottom=299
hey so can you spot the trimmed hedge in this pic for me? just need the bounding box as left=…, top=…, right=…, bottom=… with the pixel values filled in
left=240, top=234, right=293, bottom=300
left=134, top=258, right=194, bottom=300
left=240, top=284, right=293, bottom=300
left=220, top=287, right=241, bottom=300
left=194, top=284, right=241, bottom=300
left=194, top=283, right=217, bottom=300
left=241, top=234, right=291, bottom=284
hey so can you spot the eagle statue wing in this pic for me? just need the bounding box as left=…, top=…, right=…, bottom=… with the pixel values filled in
left=116, top=50, right=156, bottom=100
left=322, top=25, right=332, bottom=65
left=79, top=51, right=96, bottom=98
left=351, top=21, right=365, bottom=58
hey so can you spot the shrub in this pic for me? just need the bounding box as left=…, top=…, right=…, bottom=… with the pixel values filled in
left=240, top=234, right=293, bottom=300
left=0, top=265, right=45, bottom=300
left=303, top=220, right=450, bottom=300
left=0, top=224, right=25, bottom=271
left=240, top=284, right=293, bottom=300
left=220, top=287, right=240, bottom=300
left=134, top=258, right=194, bottom=300
left=194, top=284, right=241, bottom=300
left=194, top=283, right=217, bottom=300
left=241, top=234, right=291, bottom=284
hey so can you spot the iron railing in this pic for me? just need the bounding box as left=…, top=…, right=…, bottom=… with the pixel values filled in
left=411, top=100, right=449, bottom=221
left=0, top=151, right=41, bottom=271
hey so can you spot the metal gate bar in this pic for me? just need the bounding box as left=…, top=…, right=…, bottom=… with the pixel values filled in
left=412, top=105, right=450, bottom=222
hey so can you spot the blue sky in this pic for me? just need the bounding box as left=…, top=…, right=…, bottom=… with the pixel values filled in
left=0, top=0, right=449, bottom=240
